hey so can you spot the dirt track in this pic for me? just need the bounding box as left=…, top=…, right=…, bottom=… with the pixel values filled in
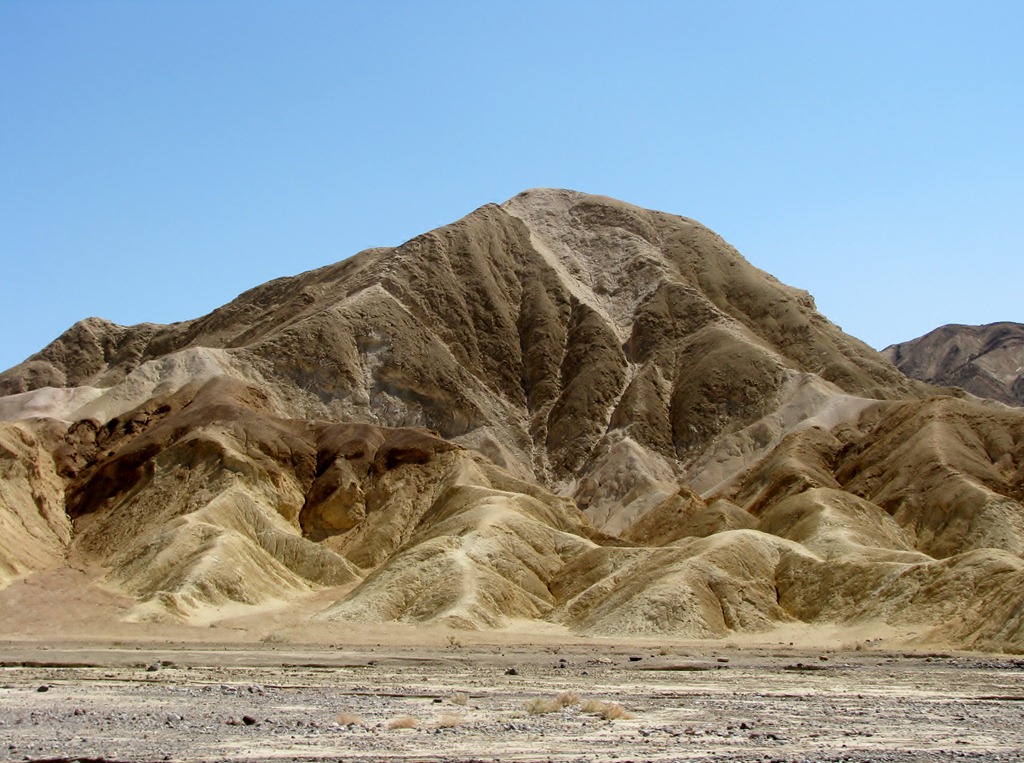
left=2, top=642, right=1024, bottom=762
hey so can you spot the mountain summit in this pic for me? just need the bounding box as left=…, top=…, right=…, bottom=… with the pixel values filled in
left=1, top=189, right=1021, bottom=650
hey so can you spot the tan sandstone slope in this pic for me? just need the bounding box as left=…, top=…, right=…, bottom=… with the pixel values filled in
left=0, top=189, right=1022, bottom=651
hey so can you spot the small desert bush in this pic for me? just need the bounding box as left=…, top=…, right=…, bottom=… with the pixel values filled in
left=580, top=699, right=633, bottom=721
left=556, top=691, right=580, bottom=707
left=525, top=697, right=561, bottom=715
left=435, top=713, right=464, bottom=728
left=525, top=691, right=581, bottom=715
left=336, top=712, right=363, bottom=727
left=386, top=715, right=420, bottom=730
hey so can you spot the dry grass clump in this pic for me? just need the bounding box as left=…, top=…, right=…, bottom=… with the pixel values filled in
left=336, top=712, right=363, bottom=727
left=386, top=715, right=420, bottom=729
left=525, top=691, right=582, bottom=715
left=525, top=697, right=562, bottom=715
left=556, top=691, right=581, bottom=707
left=580, top=699, right=634, bottom=721
left=435, top=713, right=464, bottom=728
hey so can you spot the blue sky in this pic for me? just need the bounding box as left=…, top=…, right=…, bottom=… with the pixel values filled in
left=2, top=1, right=1021, bottom=373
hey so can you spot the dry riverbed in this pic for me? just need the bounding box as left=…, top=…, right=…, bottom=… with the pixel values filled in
left=1, top=641, right=1023, bottom=762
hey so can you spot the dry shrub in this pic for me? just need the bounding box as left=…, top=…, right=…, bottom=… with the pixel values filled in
left=525, top=697, right=562, bottom=715
left=580, top=699, right=634, bottom=721
left=556, top=691, right=580, bottom=707
left=435, top=713, right=464, bottom=728
left=336, top=712, right=363, bottom=727
left=386, top=715, right=419, bottom=729
left=525, top=692, right=581, bottom=715
left=450, top=692, right=469, bottom=706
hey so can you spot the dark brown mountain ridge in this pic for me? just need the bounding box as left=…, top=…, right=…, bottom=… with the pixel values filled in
left=883, top=322, right=1024, bottom=407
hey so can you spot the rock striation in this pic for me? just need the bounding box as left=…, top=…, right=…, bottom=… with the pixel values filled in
left=883, top=322, right=1024, bottom=407
left=1, top=189, right=1022, bottom=651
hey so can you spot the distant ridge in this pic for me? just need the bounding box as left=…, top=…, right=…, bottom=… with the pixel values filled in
left=883, top=322, right=1024, bottom=406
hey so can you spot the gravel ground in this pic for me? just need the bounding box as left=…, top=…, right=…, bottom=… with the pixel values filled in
left=1, top=642, right=1023, bottom=762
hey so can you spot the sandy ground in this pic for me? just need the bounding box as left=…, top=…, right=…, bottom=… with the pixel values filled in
left=2, top=637, right=1024, bottom=763
left=2, top=571, right=1024, bottom=761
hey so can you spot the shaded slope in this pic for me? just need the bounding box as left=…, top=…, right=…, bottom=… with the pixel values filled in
left=883, top=322, right=1024, bottom=406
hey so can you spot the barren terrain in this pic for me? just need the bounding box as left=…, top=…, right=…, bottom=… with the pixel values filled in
left=884, top=322, right=1024, bottom=407
left=2, top=637, right=1023, bottom=763
left=1, top=189, right=1023, bottom=763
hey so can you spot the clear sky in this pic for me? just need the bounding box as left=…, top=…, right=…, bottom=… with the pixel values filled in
left=2, top=1, right=1021, bottom=373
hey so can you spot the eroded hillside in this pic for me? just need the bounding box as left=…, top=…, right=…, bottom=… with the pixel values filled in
left=1, top=189, right=1021, bottom=651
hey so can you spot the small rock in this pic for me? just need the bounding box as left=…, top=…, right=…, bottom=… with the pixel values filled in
left=242, top=715, right=257, bottom=726
left=146, top=661, right=162, bottom=672
left=629, top=656, right=643, bottom=662
left=505, top=667, right=519, bottom=676
left=36, top=685, right=49, bottom=693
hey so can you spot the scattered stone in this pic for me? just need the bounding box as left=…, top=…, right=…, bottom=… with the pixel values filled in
left=505, top=667, right=519, bottom=676
left=36, top=685, right=49, bottom=692
left=242, top=715, right=257, bottom=726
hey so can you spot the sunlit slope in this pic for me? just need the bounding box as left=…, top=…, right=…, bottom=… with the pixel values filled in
left=0, top=189, right=1021, bottom=651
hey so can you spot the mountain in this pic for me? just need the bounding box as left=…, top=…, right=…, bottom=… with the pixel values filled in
left=883, top=322, right=1024, bottom=407
left=1, top=189, right=1022, bottom=651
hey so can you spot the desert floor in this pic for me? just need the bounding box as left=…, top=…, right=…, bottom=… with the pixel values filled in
left=2, top=634, right=1023, bottom=763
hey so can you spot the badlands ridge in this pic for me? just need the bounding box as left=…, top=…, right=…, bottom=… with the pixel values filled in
left=1, top=189, right=1022, bottom=651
